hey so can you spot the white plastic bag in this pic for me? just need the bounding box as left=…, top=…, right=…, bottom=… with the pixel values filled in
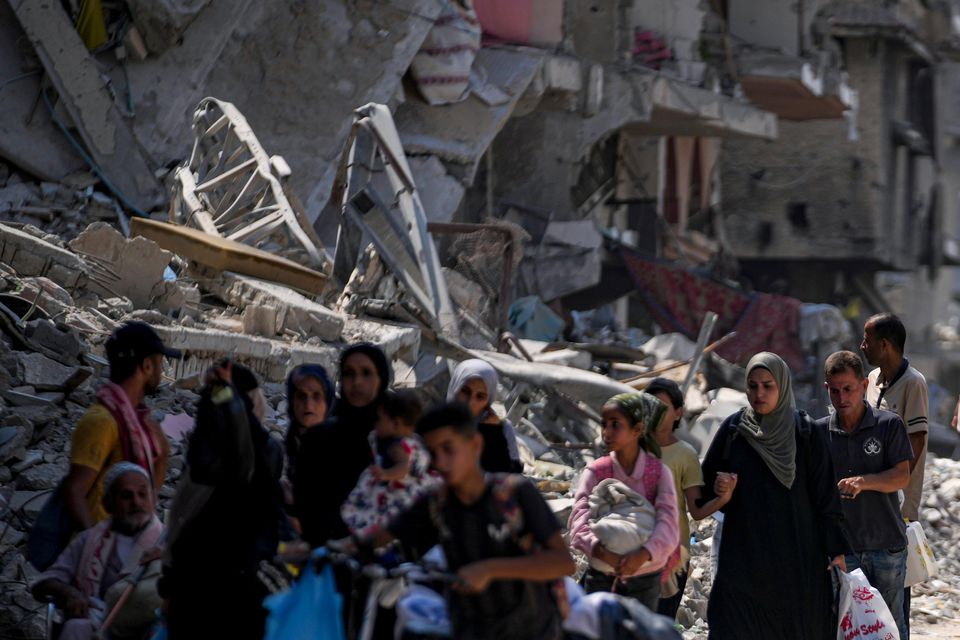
left=904, top=521, right=938, bottom=587
left=837, top=568, right=900, bottom=640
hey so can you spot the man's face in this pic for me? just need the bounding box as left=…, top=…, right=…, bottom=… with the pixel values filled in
left=860, top=323, right=883, bottom=366
left=109, top=472, right=154, bottom=535
left=422, top=426, right=482, bottom=488
left=825, top=369, right=868, bottom=422
left=140, top=354, right=164, bottom=395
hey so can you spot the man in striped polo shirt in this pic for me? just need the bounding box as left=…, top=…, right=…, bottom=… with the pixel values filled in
left=861, top=312, right=928, bottom=639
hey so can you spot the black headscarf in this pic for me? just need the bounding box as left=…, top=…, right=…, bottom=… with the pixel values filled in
left=335, top=343, right=391, bottom=425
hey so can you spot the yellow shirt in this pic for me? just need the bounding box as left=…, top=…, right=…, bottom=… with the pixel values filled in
left=660, top=440, right=703, bottom=549
left=69, top=403, right=122, bottom=523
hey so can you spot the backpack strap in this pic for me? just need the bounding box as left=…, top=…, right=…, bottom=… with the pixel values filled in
left=590, top=455, right=616, bottom=482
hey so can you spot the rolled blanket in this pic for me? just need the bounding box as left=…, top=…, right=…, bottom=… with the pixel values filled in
left=588, top=479, right=656, bottom=574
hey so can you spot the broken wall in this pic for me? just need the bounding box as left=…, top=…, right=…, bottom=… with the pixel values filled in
left=721, top=39, right=918, bottom=269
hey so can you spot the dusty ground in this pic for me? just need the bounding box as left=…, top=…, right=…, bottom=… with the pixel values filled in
left=914, top=620, right=960, bottom=638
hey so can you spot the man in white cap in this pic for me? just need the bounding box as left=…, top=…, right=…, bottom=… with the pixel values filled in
left=33, top=462, right=165, bottom=640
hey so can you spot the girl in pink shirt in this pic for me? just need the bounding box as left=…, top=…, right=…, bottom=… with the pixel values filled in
left=568, top=391, right=680, bottom=610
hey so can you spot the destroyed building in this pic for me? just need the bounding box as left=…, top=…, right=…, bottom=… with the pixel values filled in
left=1, top=0, right=960, bottom=638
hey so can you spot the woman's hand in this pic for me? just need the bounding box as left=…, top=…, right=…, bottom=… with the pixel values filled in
left=618, top=548, right=653, bottom=576
left=592, top=542, right=622, bottom=570
left=714, top=472, right=738, bottom=500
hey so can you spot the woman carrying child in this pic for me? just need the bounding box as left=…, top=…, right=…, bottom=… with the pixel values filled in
left=447, top=359, right=522, bottom=473
left=568, top=392, right=680, bottom=610
left=341, top=389, right=440, bottom=537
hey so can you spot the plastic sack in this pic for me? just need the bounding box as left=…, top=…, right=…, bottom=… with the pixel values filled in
left=263, top=549, right=345, bottom=640
left=905, top=521, right=938, bottom=587
left=395, top=584, right=451, bottom=638
left=836, top=568, right=900, bottom=640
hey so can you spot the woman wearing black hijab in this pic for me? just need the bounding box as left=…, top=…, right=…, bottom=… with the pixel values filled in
left=293, top=343, right=392, bottom=546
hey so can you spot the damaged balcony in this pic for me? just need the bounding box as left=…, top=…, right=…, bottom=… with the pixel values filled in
left=737, top=52, right=857, bottom=121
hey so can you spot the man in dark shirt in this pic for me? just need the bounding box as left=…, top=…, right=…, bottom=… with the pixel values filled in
left=351, top=403, right=574, bottom=640
left=817, top=351, right=912, bottom=640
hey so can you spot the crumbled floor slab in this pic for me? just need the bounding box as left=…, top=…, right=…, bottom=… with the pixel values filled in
left=69, top=222, right=172, bottom=308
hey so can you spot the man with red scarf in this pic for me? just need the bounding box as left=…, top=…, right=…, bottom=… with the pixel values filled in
left=64, top=322, right=179, bottom=529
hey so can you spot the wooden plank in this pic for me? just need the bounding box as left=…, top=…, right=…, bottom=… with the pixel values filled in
left=8, top=0, right=162, bottom=210
left=130, top=218, right=328, bottom=295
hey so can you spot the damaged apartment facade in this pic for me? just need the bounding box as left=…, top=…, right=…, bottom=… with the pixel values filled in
left=718, top=0, right=960, bottom=380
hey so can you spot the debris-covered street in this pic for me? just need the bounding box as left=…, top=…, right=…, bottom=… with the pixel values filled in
left=1, top=1, right=960, bottom=639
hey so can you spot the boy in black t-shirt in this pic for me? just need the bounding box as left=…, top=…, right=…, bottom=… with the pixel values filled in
left=348, top=403, right=574, bottom=640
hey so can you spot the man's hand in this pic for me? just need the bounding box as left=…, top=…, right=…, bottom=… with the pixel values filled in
left=204, top=360, right=233, bottom=386
left=838, top=476, right=864, bottom=499
left=456, top=560, right=493, bottom=593
left=139, top=545, right=163, bottom=565
left=63, top=587, right=90, bottom=619
left=277, top=540, right=313, bottom=564
left=618, top=547, right=653, bottom=576
left=829, top=555, right=847, bottom=572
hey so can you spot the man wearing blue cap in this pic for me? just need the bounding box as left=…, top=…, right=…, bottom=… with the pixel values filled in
left=64, top=321, right=181, bottom=530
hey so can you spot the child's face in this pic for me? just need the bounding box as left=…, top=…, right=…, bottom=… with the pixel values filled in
left=292, top=376, right=328, bottom=428
left=652, top=391, right=681, bottom=435
left=374, top=407, right=401, bottom=438
left=600, top=406, right=642, bottom=454
left=422, top=426, right=482, bottom=486
left=456, top=378, right=490, bottom=418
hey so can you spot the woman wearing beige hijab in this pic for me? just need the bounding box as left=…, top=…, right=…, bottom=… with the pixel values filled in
left=700, top=352, right=849, bottom=640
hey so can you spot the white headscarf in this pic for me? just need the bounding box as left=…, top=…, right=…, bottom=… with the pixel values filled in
left=446, top=359, right=498, bottom=404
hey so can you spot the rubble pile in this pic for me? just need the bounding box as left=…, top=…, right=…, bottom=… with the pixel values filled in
left=0, top=162, right=127, bottom=243
left=912, top=457, right=960, bottom=624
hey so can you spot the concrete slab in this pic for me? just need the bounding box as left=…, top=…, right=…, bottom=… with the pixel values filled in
left=0, top=2, right=84, bottom=180
left=69, top=223, right=172, bottom=309
left=17, top=353, right=75, bottom=391
left=396, top=47, right=544, bottom=181
left=192, top=269, right=344, bottom=342
left=7, top=0, right=162, bottom=209
left=0, top=224, right=89, bottom=293
left=154, top=319, right=418, bottom=383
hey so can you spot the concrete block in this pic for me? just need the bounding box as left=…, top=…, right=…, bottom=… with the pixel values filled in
left=17, top=462, right=62, bottom=490
left=193, top=269, right=344, bottom=341
left=543, top=56, right=583, bottom=94
left=0, top=224, right=89, bottom=292
left=69, top=222, right=172, bottom=309
left=241, top=304, right=281, bottom=337
left=10, top=450, right=42, bottom=474
left=17, top=353, right=76, bottom=391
